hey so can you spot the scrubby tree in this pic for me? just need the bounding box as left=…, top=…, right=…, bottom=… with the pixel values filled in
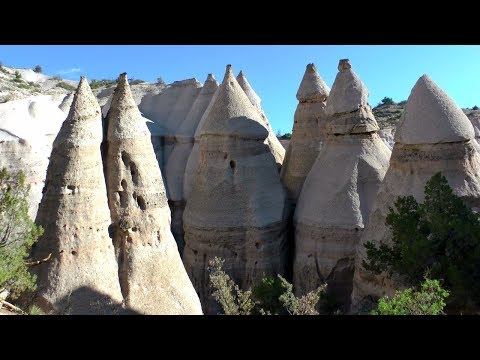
left=363, top=172, right=480, bottom=311
left=380, top=97, right=395, bottom=106
left=156, top=77, right=166, bottom=86
left=0, top=168, right=43, bottom=300
left=372, top=278, right=449, bottom=315
left=208, top=257, right=326, bottom=315
left=33, top=65, right=42, bottom=73
left=472, top=105, right=479, bottom=111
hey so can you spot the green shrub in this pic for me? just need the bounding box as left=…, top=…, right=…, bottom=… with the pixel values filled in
left=14, top=71, right=21, bottom=80
left=33, top=65, right=42, bottom=73
left=0, top=168, right=43, bottom=299
left=372, top=278, right=449, bottom=315
left=363, top=172, right=480, bottom=310
left=472, top=105, right=479, bottom=111
left=56, top=82, right=76, bottom=92
left=90, top=79, right=117, bottom=89
left=380, top=97, right=395, bottom=106
left=129, top=79, right=145, bottom=85
left=208, top=257, right=325, bottom=315
left=156, top=77, right=166, bottom=86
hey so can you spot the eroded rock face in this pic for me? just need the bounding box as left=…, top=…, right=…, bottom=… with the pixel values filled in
left=183, top=65, right=289, bottom=314
left=166, top=75, right=219, bottom=254
left=281, top=63, right=330, bottom=205
left=105, top=73, right=202, bottom=315
left=30, top=77, right=123, bottom=315
left=236, top=71, right=285, bottom=169
left=293, top=60, right=391, bottom=311
left=138, top=79, right=202, bottom=175
left=352, top=75, right=480, bottom=313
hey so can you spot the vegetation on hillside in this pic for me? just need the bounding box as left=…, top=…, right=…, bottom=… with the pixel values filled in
left=363, top=172, right=480, bottom=312
left=56, top=82, right=76, bottom=92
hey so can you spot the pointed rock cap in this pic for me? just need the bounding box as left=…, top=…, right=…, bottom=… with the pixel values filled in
left=394, top=75, right=474, bottom=144
left=200, top=65, right=269, bottom=140
left=296, top=63, right=330, bottom=102
left=54, top=76, right=103, bottom=147
left=325, top=59, right=379, bottom=135
left=200, top=73, right=219, bottom=97
left=325, top=59, right=369, bottom=115
left=107, top=72, right=150, bottom=140
left=237, top=70, right=262, bottom=110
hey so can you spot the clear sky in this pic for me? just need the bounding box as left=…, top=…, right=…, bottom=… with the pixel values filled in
left=1, top=45, right=479, bottom=134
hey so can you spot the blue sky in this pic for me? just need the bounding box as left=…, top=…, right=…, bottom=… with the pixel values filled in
left=1, top=45, right=480, bottom=134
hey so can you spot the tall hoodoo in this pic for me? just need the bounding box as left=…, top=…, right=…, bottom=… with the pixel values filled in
left=293, top=59, right=391, bottom=311
left=30, top=77, right=123, bottom=314
left=236, top=70, right=286, bottom=169
left=352, top=74, right=480, bottom=312
left=165, top=74, right=219, bottom=253
left=105, top=73, right=202, bottom=314
left=183, top=65, right=289, bottom=314
left=280, top=63, right=331, bottom=205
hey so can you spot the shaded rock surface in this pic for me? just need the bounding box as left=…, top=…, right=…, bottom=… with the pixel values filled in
left=237, top=71, right=285, bottom=169
left=165, top=74, right=218, bottom=254
left=281, top=63, right=330, bottom=205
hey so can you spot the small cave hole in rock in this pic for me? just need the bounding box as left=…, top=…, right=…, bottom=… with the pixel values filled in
left=129, top=161, right=139, bottom=185
left=137, top=195, right=147, bottom=210
left=121, top=179, right=127, bottom=190
left=224, top=153, right=228, bottom=159
left=255, top=242, right=260, bottom=249
left=71, top=250, right=77, bottom=255
left=132, top=227, right=138, bottom=232
left=229, top=160, right=236, bottom=169
left=121, top=151, right=130, bottom=167
left=108, top=224, right=115, bottom=239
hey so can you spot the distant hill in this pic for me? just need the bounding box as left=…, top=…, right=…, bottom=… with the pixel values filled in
left=373, top=101, right=480, bottom=129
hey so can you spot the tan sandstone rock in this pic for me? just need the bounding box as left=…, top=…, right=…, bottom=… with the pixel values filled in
left=293, top=60, right=391, bottom=311
left=183, top=65, right=289, bottom=314
left=237, top=70, right=285, bottom=169
left=29, top=77, right=123, bottom=314
left=351, top=74, right=480, bottom=312
left=105, top=73, right=203, bottom=315
left=281, top=63, right=330, bottom=205
left=165, top=74, right=219, bottom=254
